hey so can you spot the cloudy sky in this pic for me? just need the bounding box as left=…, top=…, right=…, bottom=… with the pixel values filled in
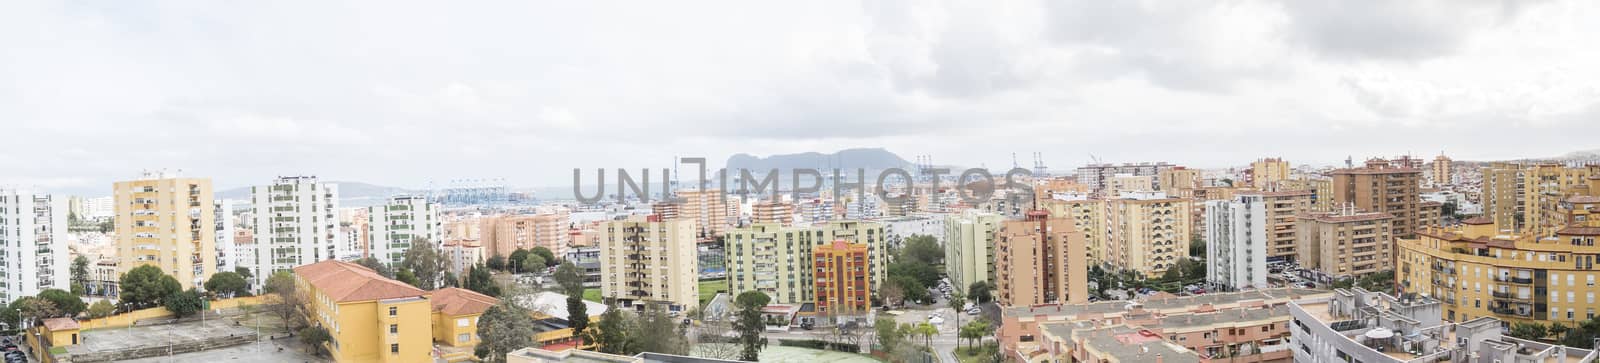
left=3, top=0, right=1598, bottom=195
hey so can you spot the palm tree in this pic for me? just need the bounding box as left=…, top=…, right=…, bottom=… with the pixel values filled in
left=915, top=322, right=938, bottom=350
left=948, top=290, right=965, bottom=330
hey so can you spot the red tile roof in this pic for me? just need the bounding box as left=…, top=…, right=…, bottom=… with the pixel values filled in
left=293, top=260, right=427, bottom=303
left=431, top=288, right=499, bottom=316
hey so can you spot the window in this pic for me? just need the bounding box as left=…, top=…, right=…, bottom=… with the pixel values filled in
left=1262, top=326, right=1269, bottom=332
left=391, top=344, right=399, bottom=354
left=457, top=333, right=470, bottom=343
left=458, top=318, right=470, bottom=327
left=389, top=324, right=398, bottom=334
left=389, top=307, right=398, bottom=316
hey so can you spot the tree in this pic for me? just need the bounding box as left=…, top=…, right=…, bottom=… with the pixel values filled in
left=355, top=256, right=393, bottom=278
left=399, top=239, right=445, bottom=289
left=959, top=319, right=991, bottom=349
left=880, top=282, right=906, bottom=307
left=476, top=300, right=538, bottom=363
left=695, top=321, right=741, bottom=360
left=875, top=316, right=905, bottom=353
left=119, top=265, right=182, bottom=309
left=204, top=271, right=252, bottom=297
left=1559, top=318, right=1600, bottom=349
left=1509, top=322, right=1548, bottom=340
left=1550, top=322, right=1571, bottom=341
left=234, top=266, right=254, bottom=281
left=591, top=303, right=636, bottom=355
left=1189, top=234, right=1206, bottom=258
left=967, top=281, right=994, bottom=305
left=264, top=271, right=304, bottom=333
left=0, top=306, right=18, bottom=329
left=509, top=249, right=531, bottom=273
left=395, top=269, right=420, bottom=288
left=523, top=254, right=547, bottom=274
left=87, top=300, right=115, bottom=318
left=889, top=275, right=930, bottom=304
left=11, top=297, right=60, bottom=327
left=554, top=262, right=584, bottom=294
left=633, top=308, right=689, bottom=356
left=530, top=246, right=558, bottom=267
left=949, top=290, right=966, bottom=328
left=912, top=322, right=937, bottom=350
left=38, top=289, right=86, bottom=317
left=299, top=326, right=332, bottom=356
left=71, top=256, right=90, bottom=295
left=568, top=294, right=589, bottom=343
left=165, top=289, right=204, bottom=318
left=899, top=235, right=943, bottom=265
left=465, top=264, right=502, bottom=297
left=487, top=254, right=507, bottom=271
left=1356, top=270, right=1396, bottom=293
left=733, top=291, right=771, bottom=361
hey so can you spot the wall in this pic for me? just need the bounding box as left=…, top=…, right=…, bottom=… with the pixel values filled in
left=76, top=296, right=266, bottom=330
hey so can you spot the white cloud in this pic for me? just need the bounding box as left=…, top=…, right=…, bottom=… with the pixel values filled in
left=1, top=0, right=1597, bottom=194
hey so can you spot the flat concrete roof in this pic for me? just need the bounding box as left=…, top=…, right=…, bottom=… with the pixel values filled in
left=1003, top=288, right=1330, bottom=318
left=68, top=319, right=258, bottom=356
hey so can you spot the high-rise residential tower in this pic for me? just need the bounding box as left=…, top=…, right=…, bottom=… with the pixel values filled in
left=114, top=173, right=216, bottom=289
left=250, top=176, right=340, bottom=287
left=368, top=195, right=441, bottom=265
left=0, top=190, right=69, bottom=305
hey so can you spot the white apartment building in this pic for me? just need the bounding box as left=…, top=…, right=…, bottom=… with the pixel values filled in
left=368, top=195, right=441, bottom=265
left=944, top=210, right=1002, bottom=290
left=1204, top=195, right=1269, bottom=291
left=250, top=176, right=340, bottom=287
left=0, top=190, right=69, bottom=305
left=214, top=199, right=237, bottom=273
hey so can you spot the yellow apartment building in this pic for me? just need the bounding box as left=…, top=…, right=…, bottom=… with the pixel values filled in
left=295, top=260, right=434, bottom=363
left=114, top=174, right=216, bottom=289
left=1396, top=211, right=1600, bottom=330
left=430, top=287, right=497, bottom=348
left=1240, top=190, right=1312, bottom=264
left=1250, top=158, right=1292, bottom=189
left=1331, top=159, right=1422, bottom=238
left=599, top=216, right=699, bottom=311
left=1296, top=210, right=1394, bottom=280
left=1103, top=193, right=1192, bottom=277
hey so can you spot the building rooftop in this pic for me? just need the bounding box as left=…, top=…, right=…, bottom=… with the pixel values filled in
left=1303, top=211, right=1394, bottom=223
left=514, top=291, right=608, bottom=320
left=1058, top=324, right=1202, bottom=363
left=432, top=287, right=499, bottom=316
left=1144, top=305, right=1289, bottom=330
left=292, top=260, right=427, bottom=303
left=1003, top=288, right=1328, bottom=318
left=42, top=317, right=79, bottom=331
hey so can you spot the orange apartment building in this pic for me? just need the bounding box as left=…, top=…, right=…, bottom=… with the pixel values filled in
left=752, top=201, right=794, bottom=226
left=995, top=210, right=1088, bottom=306
left=480, top=212, right=572, bottom=258
left=1331, top=159, right=1422, bottom=237
left=812, top=240, right=870, bottom=315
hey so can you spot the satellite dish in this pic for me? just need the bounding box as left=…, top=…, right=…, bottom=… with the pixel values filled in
left=1365, top=328, right=1395, bottom=340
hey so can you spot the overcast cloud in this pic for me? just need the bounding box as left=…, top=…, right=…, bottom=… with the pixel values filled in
left=2, top=0, right=1597, bottom=195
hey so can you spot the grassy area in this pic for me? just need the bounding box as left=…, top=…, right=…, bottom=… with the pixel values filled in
left=699, top=279, right=728, bottom=304
left=582, top=288, right=602, bottom=302
left=954, top=346, right=993, bottom=363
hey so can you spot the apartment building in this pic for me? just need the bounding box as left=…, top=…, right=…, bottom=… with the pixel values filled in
left=944, top=210, right=1002, bottom=291
left=1103, top=192, right=1193, bottom=277
left=368, top=196, right=442, bottom=265
left=667, top=189, right=737, bottom=239
left=599, top=216, right=698, bottom=311
left=1108, top=174, right=1155, bottom=196
left=1249, top=158, right=1291, bottom=189
left=999, top=288, right=1332, bottom=362
left=1202, top=196, right=1269, bottom=290
left=1481, top=162, right=1526, bottom=231
left=1523, top=163, right=1599, bottom=236
left=294, top=260, right=433, bottom=363
left=1430, top=154, right=1453, bottom=186
left=813, top=240, right=870, bottom=315
left=1250, top=191, right=1311, bottom=263
left=1039, top=194, right=1105, bottom=266
left=339, top=208, right=370, bottom=260
left=114, top=174, right=215, bottom=289
left=1075, top=162, right=1174, bottom=196
left=723, top=221, right=886, bottom=304
left=751, top=201, right=794, bottom=226
left=1289, top=288, right=1597, bottom=363
left=250, top=176, right=340, bottom=288
left=1396, top=212, right=1600, bottom=330
left=0, top=190, right=68, bottom=305
left=1295, top=209, right=1394, bottom=281
left=1157, top=167, right=1199, bottom=192
left=213, top=200, right=237, bottom=274
left=1277, top=177, right=1334, bottom=212
left=1331, top=159, right=1422, bottom=237
left=481, top=212, right=571, bottom=258
left=995, top=210, right=1087, bottom=306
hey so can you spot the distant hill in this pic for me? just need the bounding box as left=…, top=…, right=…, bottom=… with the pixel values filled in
left=1555, top=148, right=1600, bottom=162
left=216, top=181, right=414, bottom=208
left=725, top=148, right=912, bottom=173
